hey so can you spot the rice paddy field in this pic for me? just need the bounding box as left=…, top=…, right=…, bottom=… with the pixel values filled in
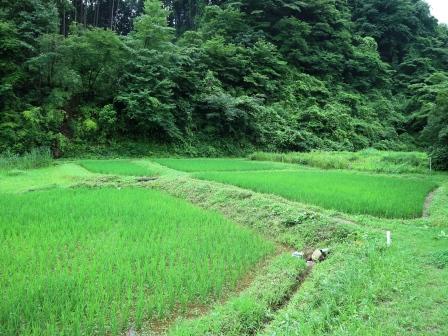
left=1, top=152, right=447, bottom=336
left=249, top=149, right=430, bottom=174
left=0, top=163, right=91, bottom=193
left=154, top=158, right=290, bottom=172
left=79, top=159, right=159, bottom=176
left=195, top=169, right=438, bottom=218
left=0, top=188, right=274, bottom=335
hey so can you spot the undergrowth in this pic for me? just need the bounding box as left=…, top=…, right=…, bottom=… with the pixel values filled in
left=0, top=147, right=52, bottom=171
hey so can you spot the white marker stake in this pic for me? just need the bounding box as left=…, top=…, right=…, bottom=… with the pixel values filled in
left=386, top=231, right=392, bottom=247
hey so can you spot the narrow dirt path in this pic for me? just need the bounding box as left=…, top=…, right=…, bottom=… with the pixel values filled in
left=423, top=188, right=439, bottom=217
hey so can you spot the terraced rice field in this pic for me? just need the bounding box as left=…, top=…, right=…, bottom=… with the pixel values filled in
left=1, top=156, right=445, bottom=336
left=0, top=188, right=274, bottom=335
left=154, top=158, right=291, bottom=172
left=194, top=169, right=438, bottom=218
left=79, top=159, right=158, bottom=176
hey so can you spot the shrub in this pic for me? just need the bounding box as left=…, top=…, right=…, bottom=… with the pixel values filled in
left=0, top=147, right=52, bottom=171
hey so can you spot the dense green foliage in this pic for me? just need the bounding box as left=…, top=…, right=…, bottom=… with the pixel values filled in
left=0, top=187, right=273, bottom=335
left=0, top=147, right=52, bottom=171
left=0, top=0, right=447, bottom=167
left=249, top=149, right=431, bottom=174
left=195, top=169, right=437, bottom=218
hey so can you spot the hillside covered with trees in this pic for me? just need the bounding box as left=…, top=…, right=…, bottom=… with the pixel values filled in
left=1, top=0, right=447, bottom=167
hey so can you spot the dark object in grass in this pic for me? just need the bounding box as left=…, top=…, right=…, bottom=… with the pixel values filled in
left=282, top=212, right=317, bottom=227
left=136, top=176, right=158, bottom=182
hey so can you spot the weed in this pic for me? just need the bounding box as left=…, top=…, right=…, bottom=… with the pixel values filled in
left=429, top=250, right=448, bottom=269
left=0, top=147, right=52, bottom=171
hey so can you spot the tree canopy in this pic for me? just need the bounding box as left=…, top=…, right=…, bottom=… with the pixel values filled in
left=0, top=0, right=447, bottom=167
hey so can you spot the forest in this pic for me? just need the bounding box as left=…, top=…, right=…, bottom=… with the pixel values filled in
left=1, top=0, right=447, bottom=168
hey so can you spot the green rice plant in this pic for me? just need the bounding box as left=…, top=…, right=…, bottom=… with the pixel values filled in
left=0, top=163, right=92, bottom=193
left=194, top=170, right=438, bottom=218
left=249, top=149, right=431, bottom=174
left=0, top=188, right=274, bottom=335
left=79, top=159, right=158, bottom=176
left=153, top=158, right=291, bottom=172
left=0, top=147, right=52, bottom=171
left=169, top=254, right=307, bottom=336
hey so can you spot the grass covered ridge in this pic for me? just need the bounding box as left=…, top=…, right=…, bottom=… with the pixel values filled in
left=194, top=169, right=437, bottom=218
left=0, top=188, right=274, bottom=335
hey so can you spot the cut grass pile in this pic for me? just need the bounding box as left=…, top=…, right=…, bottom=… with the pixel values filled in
left=154, top=158, right=290, bottom=172
left=79, top=159, right=158, bottom=176
left=249, top=149, right=431, bottom=174
left=0, top=188, right=274, bottom=335
left=194, top=170, right=438, bottom=218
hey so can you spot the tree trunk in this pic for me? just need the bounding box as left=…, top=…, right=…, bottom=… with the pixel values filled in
left=62, top=4, right=66, bottom=36
left=95, top=1, right=100, bottom=27
left=74, top=0, right=77, bottom=23
left=110, top=0, right=115, bottom=30
left=83, top=0, right=87, bottom=27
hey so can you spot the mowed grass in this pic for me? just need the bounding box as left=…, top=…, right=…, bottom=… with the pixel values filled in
left=194, top=170, right=438, bottom=218
left=79, top=159, right=158, bottom=176
left=153, top=158, right=290, bottom=172
left=0, top=188, right=274, bottom=335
